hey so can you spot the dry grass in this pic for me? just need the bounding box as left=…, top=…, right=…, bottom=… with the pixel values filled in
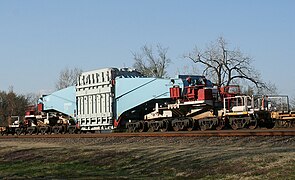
left=0, top=136, right=294, bottom=179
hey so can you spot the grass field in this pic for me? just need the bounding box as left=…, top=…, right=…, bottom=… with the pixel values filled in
left=0, top=136, right=294, bottom=179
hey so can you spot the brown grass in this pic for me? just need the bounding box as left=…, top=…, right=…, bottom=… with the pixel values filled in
left=0, top=136, right=294, bottom=179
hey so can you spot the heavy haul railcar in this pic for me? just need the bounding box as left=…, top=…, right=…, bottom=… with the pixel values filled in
left=125, top=79, right=277, bottom=132
left=76, top=67, right=184, bottom=131
left=76, top=68, right=294, bottom=132
left=1, top=67, right=294, bottom=135
left=0, top=86, right=77, bottom=135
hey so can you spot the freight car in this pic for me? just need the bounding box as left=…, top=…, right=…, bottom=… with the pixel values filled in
left=76, top=67, right=183, bottom=131
left=125, top=79, right=278, bottom=132
left=263, top=95, right=295, bottom=128
left=0, top=86, right=78, bottom=135
left=76, top=68, right=291, bottom=132
left=1, top=67, right=294, bottom=136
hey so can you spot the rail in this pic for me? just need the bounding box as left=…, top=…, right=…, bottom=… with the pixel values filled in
left=0, top=128, right=294, bottom=139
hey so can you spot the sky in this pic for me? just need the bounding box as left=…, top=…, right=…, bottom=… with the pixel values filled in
left=0, top=0, right=294, bottom=96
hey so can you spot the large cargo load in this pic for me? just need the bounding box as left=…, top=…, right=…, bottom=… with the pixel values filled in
left=39, top=86, right=76, bottom=118
left=114, top=76, right=183, bottom=128
left=76, top=67, right=184, bottom=131
left=76, top=68, right=143, bottom=130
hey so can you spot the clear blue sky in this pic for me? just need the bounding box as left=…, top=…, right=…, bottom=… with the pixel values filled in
left=0, top=0, right=294, bottom=96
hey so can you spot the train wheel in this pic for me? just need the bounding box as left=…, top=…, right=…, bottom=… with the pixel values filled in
left=200, top=124, right=207, bottom=131
left=216, top=119, right=225, bottom=131
left=127, top=124, right=135, bottom=133
left=274, top=120, right=281, bottom=128
left=172, top=123, right=184, bottom=131
left=172, top=125, right=180, bottom=132
left=231, top=124, right=238, bottom=130
left=288, top=121, right=292, bottom=128
left=15, top=128, right=22, bottom=136
left=52, top=126, right=59, bottom=134
left=59, top=126, right=64, bottom=134
left=76, top=129, right=82, bottom=134
left=29, top=129, right=33, bottom=135
left=248, top=119, right=257, bottom=130
left=138, top=121, right=147, bottom=133
left=27, top=127, right=34, bottom=135
left=40, top=128, right=44, bottom=135
left=199, top=120, right=209, bottom=131
left=172, top=120, right=185, bottom=131
left=229, top=118, right=241, bottom=130
left=148, top=126, right=156, bottom=132
left=187, top=120, right=196, bottom=131
left=40, top=127, right=46, bottom=135
left=47, top=127, right=52, bottom=135
left=148, top=122, right=159, bottom=132
left=73, top=127, right=79, bottom=134
left=230, top=121, right=239, bottom=130
left=131, top=126, right=137, bottom=133
left=61, top=126, right=67, bottom=134
left=35, top=127, right=40, bottom=135
left=160, top=120, right=170, bottom=132
left=31, top=127, right=36, bottom=135
left=280, top=120, right=289, bottom=128
left=68, top=127, right=75, bottom=134
left=127, top=125, right=131, bottom=133
left=154, top=124, right=160, bottom=132
left=187, top=126, right=194, bottom=131
left=265, top=121, right=275, bottom=129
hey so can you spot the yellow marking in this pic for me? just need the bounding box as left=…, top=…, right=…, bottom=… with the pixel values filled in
left=226, top=112, right=248, bottom=116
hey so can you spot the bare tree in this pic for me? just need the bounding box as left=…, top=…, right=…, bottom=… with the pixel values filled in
left=256, top=81, right=277, bottom=95
left=132, top=45, right=171, bottom=78
left=241, top=82, right=278, bottom=98
left=185, top=37, right=265, bottom=88
left=55, top=67, right=82, bottom=90
left=25, top=92, right=40, bottom=105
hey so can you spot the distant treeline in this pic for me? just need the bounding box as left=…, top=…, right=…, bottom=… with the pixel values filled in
left=0, top=90, right=29, bottom=126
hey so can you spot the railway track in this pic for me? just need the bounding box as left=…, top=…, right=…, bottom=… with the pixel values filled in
left=0, top=128, right=294, bottom=139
